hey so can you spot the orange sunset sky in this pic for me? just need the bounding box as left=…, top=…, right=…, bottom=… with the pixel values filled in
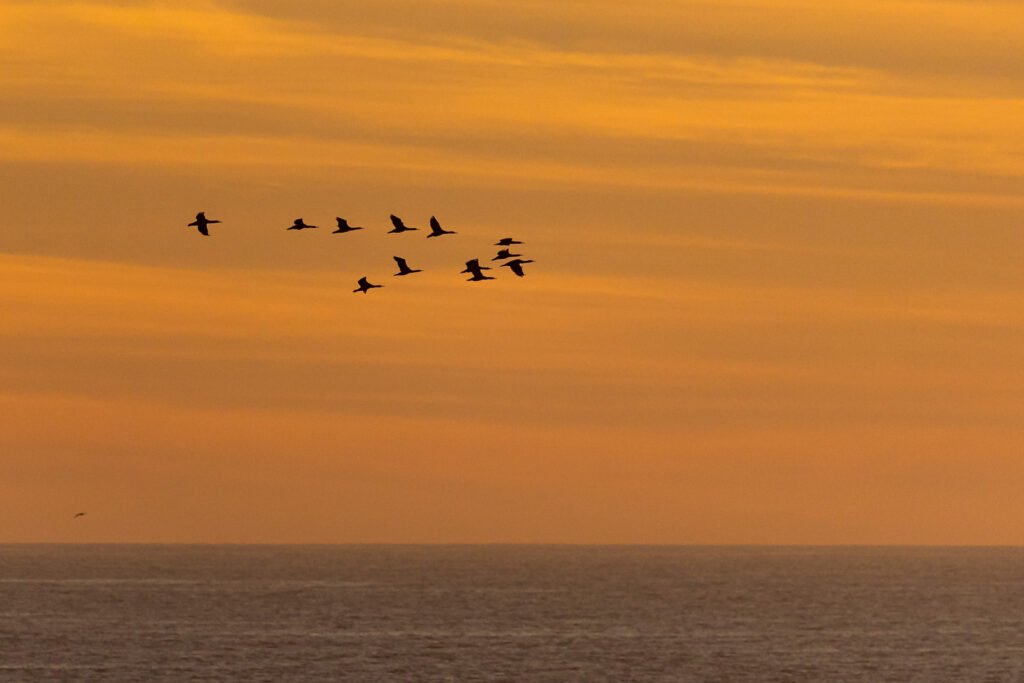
left=1, top=0, right=1022, bottom=544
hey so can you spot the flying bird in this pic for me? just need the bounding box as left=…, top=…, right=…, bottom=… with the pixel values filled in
left=353, top=276, right=382, bottom=294
left=393, top=256, right=423, bottom=276
left=287, top=218, right=318, bottom=230
left=495, top=237, right=523, bottom=246
left=461, top=259, right=494, bottom=282
left=427, top=216, right=456, bottom=238
left=388, top=215, right=418, bottom=233
left=500, top=258, right=535, bottom=277
left=73, top=512, right=86, bottom=519
left=460, top=258, right=491, bottom=274
left=492, top=248, right=521, bottom=261
left=188, top=212, right=220, bottom=236
left=333, top=217, right=364, bottom=234
left=466, top=269, right=495, bottom=282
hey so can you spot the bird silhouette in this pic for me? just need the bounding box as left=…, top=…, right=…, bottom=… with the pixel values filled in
left=495, top=237, right=523, bottom=246
left=427, top=216, right=456, bottom=238
left=461, top=259, right=494, bottom=281
left=287, top=218, right=318, bottom=231
left=188, top=212, right=220, bottom=236
left=460, top=258, right=491, bottom=274
left=500, top=258, right=535, bottom=277
left=73, top=512, right=86, bottom=519
left=353, top=276, right=382, bottom=294
left=388, top=215, right=418, bottom=233
left=393, top=256, right=423, bottom=276
left=466, top=269, right=495, bottom=282
left=492, top=248, right=521, bottom=261
left=333, top=217, right=364, bottom=234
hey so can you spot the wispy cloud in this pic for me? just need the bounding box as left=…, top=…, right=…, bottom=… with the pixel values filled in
left=4, top=1, right=1024, bottom=203
left=2, top=252, right=1019, bottom=429
left=2, top=1, right=1023, bottom=542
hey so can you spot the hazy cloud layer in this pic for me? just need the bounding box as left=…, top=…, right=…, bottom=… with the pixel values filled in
left=2, top=1, right=1023, bottom=542
left=3, top=1, right=1024, bottom=203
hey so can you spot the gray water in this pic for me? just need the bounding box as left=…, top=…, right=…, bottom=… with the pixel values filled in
left=2, top=546, right=1023, bottom=681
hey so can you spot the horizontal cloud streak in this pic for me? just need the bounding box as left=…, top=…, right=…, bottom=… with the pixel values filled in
left=3, top=1, right=1023, bottom=543
left=1, top=253, right=1019, bottom=432
left=2, top=1, right=1024, bottom=205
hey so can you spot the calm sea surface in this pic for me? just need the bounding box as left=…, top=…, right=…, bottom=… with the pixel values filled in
left=1, top=545, right=1023, bottom=681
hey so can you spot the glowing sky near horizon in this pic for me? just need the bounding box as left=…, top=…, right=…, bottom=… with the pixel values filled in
left=1, top=0, right=1022, bottom=543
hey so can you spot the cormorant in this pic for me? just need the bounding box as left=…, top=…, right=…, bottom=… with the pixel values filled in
left=188, top=212, right=220, bottom=236
left=461, top=259, right=494, bottom=282
left=353, top=276, right=382, bottom=294
left=500, top=258, right=535, bottom=277
left=393, top=256, right=423, bottom=276
left=460, top=258, right=491, bottom=274
left=388, top=215, right=418, bottom=233
left=333, top=217, right=364, bottom=234
left=492, top=248, right=521, bottom=260
left=427, top=216, right=456, bottom=238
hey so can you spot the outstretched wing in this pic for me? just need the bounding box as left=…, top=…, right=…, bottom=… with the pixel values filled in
left=390, top=214, right=404, bottom=230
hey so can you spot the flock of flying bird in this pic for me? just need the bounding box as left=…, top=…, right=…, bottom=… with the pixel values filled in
left=187, top=211, right=534, bottom=293
left=74, top=213, right=529, bottom=522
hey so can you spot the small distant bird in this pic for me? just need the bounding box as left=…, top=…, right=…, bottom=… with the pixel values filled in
left=353, top=276, right=382, bottom=294
left=287, top=218, right=318, bottom=231
left=460, top=258, right=491, bottom=274
left=188, top=212, right=220, bottom=236
left=495, top=237, right=523, bottom=246
left=461, top=259, right=494, bottom=282
left=393, top=256, right=422, bottom=276
left=333, top=217, right=364, bottom=234
left=73, top=512, right=86, bottom=519
left=492, top=248, right=521, bottom=261
left=466, top=269, right=495, bottom=282
left=427, top=216, right=456, bottom=238
left=388, top=215, right=418, bottom=233
left=500, top=258, right=535, bottom=277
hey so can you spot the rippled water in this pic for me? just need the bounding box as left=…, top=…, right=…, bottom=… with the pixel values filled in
left=2, top=545, right=1023, bottom=681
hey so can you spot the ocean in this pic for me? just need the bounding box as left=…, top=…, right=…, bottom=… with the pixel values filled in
left=1, top=545, right=1022, bottom=681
